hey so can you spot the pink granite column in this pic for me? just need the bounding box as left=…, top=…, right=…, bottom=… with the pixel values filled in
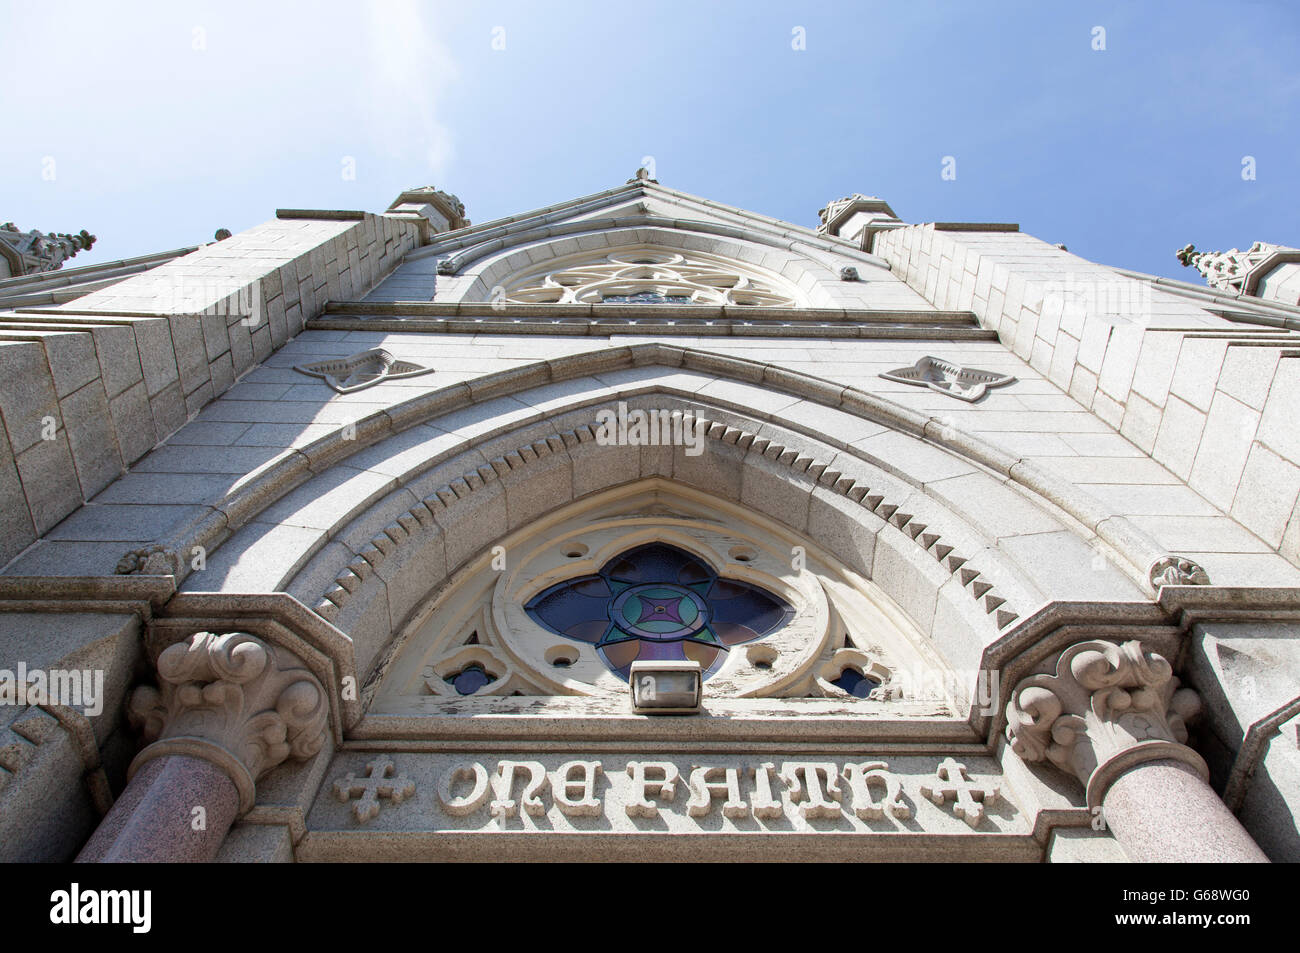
left=77, top=755, right=240, bottom=863
left=1006, top=639, right=1270, bottom=863
left=1100, top=758, right=1268, bottom=863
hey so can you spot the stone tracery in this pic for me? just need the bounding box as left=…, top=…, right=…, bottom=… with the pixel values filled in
left=524, top=542, right=794, bottom=682
left=371, top=483, right=953, bottom=706
left=498, top=247, right=803, bottom=307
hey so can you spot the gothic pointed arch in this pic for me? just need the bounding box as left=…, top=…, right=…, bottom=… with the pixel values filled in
left=369, top=480, right=947, bottom=712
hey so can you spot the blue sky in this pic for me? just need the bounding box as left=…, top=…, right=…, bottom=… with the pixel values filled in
left=2, top=0, right=1297, bottom=281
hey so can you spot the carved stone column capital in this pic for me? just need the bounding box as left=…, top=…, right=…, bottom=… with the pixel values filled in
left=127, top=632, right=329, bottom=813
left=1005, top=639, right=1206, bottom=807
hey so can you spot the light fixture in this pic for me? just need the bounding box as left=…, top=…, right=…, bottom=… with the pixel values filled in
left=629, top=661, right=702, bottom=715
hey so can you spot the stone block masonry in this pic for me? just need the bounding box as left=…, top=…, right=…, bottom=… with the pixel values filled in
left=0, top=212, right=420, bottom=567
left=874, top=223, right=1300, bottom=570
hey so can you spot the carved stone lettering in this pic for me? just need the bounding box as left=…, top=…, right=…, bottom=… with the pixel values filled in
left=749, top=762, right=783, bottom=819
left=332, top=759, right=416, bottom=823
left=552, top=760, right=603, bottom=817
left=625, top=761, right=680, bottom=818
left=414, top=755, right=1012, bottom=830
left=687, top=766, right=750, bottom=818
left=781, top=762, right=844, bottom=819
left=437, top=761, right=491, bottom=816
left=491, top=760, right=548, bottom=818
left=843, top=761, right=910, bottom=820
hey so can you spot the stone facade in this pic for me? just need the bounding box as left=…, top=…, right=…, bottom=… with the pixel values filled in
left=1, top=177, right=1297, bottom=863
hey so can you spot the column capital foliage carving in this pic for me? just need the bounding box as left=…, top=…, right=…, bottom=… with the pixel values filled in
left=1148, top=555, right=1211, bottom=589
left=1005, top=639, right=1206, bottom=807
left=128, top=632, right=328, bottom=813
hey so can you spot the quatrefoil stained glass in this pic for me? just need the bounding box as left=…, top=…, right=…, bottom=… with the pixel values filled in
left=524, top=543, right=794, bottom=681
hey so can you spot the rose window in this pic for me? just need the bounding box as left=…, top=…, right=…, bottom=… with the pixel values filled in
left=499, top=248, right=801, bottom=307
left=524, top=543, right=794, bottom=681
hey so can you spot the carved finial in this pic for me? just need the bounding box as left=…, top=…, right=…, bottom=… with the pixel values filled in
left=1176, top=243, right=1200, bottom=268
left=127, top=632, right=329, bottom=813
left=1176, top=240, right=1288, bottom=293
left=1005, top=639, right=1205, bottom=807
left=0, top=224, right=95, bottom=275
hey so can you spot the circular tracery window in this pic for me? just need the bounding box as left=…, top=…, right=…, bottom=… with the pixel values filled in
left=524, top=543, right=794, bottom=681
left=498, top=248, right=803, bottom=307
left=373, top=484, right=951, bottom=706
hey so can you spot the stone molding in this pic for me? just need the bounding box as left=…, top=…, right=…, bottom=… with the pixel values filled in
left=127, top=631, right=329, bottom=813
left=311, top=301, right=993, bottom=341
left=1005, top=639, right=1206, bottom=807
left=312, top=410, right=1021, bottom=635
left=112, top=344, right=1187, bottom=604
left=408, top=180, right=890, bottom=281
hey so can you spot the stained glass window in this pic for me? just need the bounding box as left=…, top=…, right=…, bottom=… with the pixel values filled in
left=831, top=667, right=879, bottom=699
left=524, top=542, right=794, bottom=682
left=445, top=663, right=493, bottom=696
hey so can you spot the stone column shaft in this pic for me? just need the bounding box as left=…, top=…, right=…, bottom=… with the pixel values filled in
left=77, top=755, right=240, bottom=863
left=1102, top=758, right=1267, bottom=863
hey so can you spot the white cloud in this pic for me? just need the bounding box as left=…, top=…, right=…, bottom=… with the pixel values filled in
left=363, top=0, right=459, bottom=178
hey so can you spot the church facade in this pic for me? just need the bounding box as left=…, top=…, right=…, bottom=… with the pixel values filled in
left=1, top=175, right=1298, bottom=862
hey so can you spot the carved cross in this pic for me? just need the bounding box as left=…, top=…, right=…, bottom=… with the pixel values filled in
left=333, top=759, right=416, bottom=822
left=919, top=758, right=999, bottom=828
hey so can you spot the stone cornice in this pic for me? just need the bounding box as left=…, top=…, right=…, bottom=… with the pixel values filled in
left=107, top=343, right=1196, bottom=603
left=310, top=305, right=992, bottom=341
left=0, top=575, right=174, bottom=615
left=1005, top=639, right=1206, bottom=807
left=1155, top=584, right=1300, bottom=624
left=412, top=183, right=878, bottom=270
